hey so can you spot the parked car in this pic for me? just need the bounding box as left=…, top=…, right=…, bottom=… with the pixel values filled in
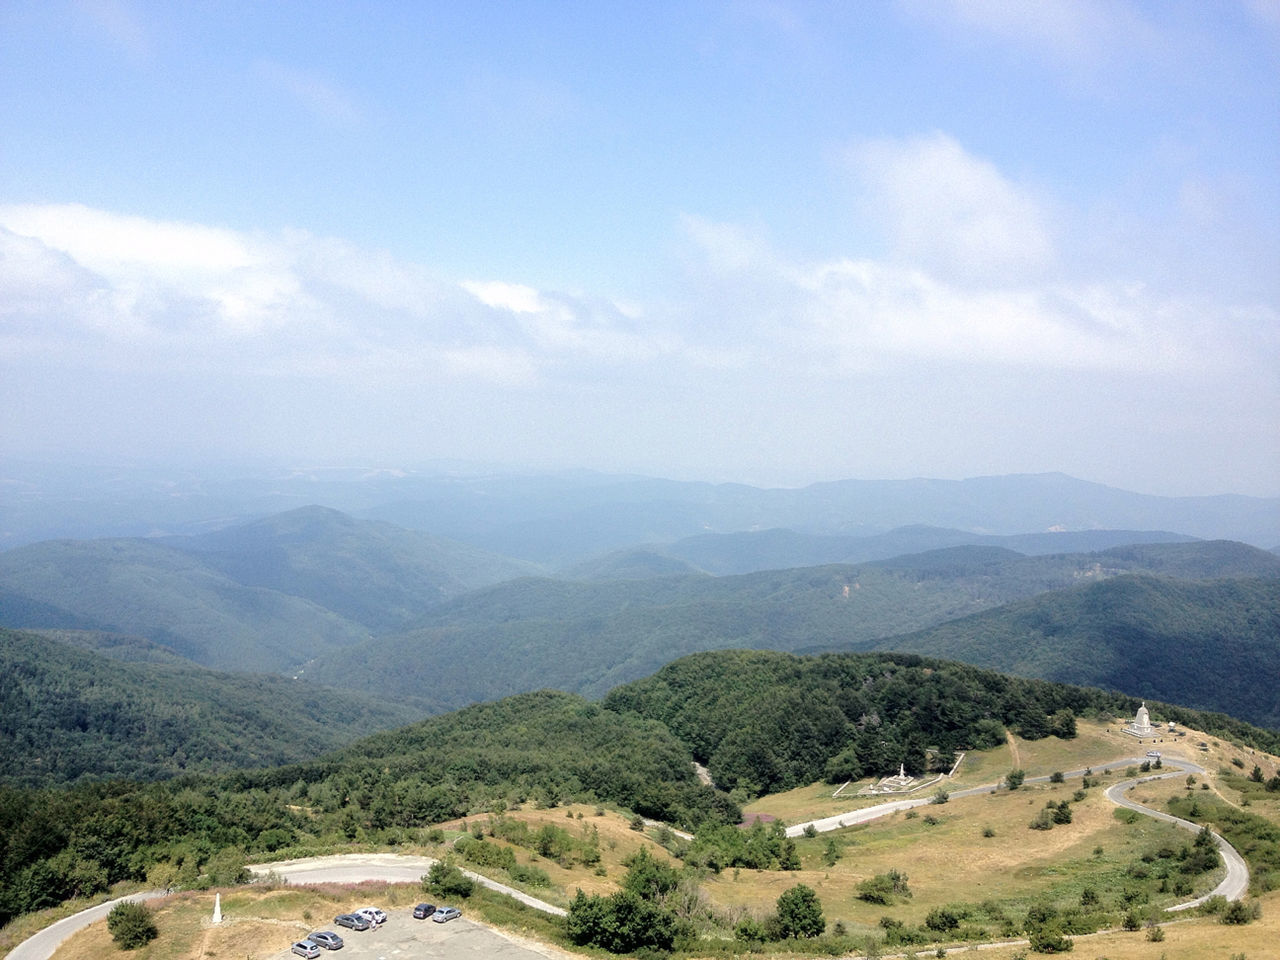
left=291, top=941, right=321, bottom=959
left=308, top=930, right=344, bottom=950
left=355, top=906, right=387, bottom=926
left=334, top=913, right=371, bottom=931
left=432, top=906, right=461, bottom=923
left=412, top=902, right=436, bottom=919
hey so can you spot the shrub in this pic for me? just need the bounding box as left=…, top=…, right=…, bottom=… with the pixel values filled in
left=1028, top=926, right=1073, bottom=953
left=566, top=888, right=677, bottom=953
left=107, top=901, right=158, bottom=949
left=1005, top=769, right=1026, bottom=790
left=509, top=863, right=550, bottom=887
left=774, top=884, right=826, bottom=938
left=1221, top=899, right=1254, bottom=925
left=1049, top=771, right=1064, bottom=784
left=924, top=906, right=960, bottom=932
left=857, top=870, right=911, bottom=904
left=735, top=916, right=767, bottom=942
left=424, top=860, right=475, bottom=899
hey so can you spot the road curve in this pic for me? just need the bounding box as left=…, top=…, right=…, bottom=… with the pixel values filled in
left=784, top=756, right=1155, bottom=837
left=5, top=758, right=1248, bottom=959
left=1104, top=770, right=1249, bottom=909
left=5, top=890, right=167, bottom=960
left=786, top=755, right=1247, bottom=911
left=246, top=853, right=568, bottom=917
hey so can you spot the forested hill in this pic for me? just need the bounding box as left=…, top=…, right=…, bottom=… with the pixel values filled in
left=163, top=505, right=539, bottom=630
left=859, top=576, right=1280, bottom=729
left=601, top=649, right=1280, bottom=794
left=0, top=506, right=537, bottom=672
left=305, top=540, right=1280, bottom=713
left=4, top=648, right=1280, bottom=931
left=0, top=628, right=421, bottom=786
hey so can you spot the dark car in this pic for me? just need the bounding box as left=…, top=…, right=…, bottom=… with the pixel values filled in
left=308, top=930, right=344, bottom=950
left=432, top=906, right=461, bottom=923
left=334, top=913, right=371, bottom=931
left=412, top=902, right=436, bottom=919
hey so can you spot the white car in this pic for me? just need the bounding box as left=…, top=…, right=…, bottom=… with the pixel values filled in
left=355, top=907, right=387, bottom=926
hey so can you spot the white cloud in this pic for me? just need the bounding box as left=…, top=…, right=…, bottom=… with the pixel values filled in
left=463, top=280, right=544, bottom=314
left=678, top=211, right=1273, bottom=377
left=0, top=203, right=672, bottom=384
left=849, top=133, right=1055, bottom=284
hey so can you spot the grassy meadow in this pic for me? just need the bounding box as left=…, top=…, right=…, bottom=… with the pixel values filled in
left=23, top=718, right=1280, bottom=959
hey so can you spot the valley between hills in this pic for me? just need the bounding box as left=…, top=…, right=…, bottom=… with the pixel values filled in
left=1, top=468, right=1278, bottom=958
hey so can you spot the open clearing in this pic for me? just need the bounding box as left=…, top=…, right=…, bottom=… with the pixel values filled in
left=22, top=719, right=1280, bottom=959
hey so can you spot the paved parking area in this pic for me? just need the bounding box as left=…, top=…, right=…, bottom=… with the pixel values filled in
left=272, top=910, right=564, bottom=960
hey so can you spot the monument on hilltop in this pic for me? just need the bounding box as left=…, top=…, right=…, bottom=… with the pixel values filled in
left=1124, top=702, right=1155, bottom=738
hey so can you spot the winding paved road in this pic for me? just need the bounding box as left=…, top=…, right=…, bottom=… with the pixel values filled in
left=7, top=755, right=1249, bottom=959
left=6, top=890, right=166, bottom=960
left=786, top=755, right=1246, bottom=913
left=245, top=852, right=567, bottom=916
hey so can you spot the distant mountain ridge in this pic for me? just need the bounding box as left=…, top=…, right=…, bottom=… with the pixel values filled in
left=0, top=506, right=538, bottom=673
left=614, top=524, right=1200, bottom=578
left=3, top=465, right=1277, bottom=558
left=305, top=539, right=1280, bottom=716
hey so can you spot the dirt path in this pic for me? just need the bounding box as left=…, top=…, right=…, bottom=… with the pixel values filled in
left=1005, top=729, right=1021, bottom=768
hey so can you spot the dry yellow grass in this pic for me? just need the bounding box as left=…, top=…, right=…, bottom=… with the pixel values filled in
left=30, top=724, right=1280, bottom=960
left=438, top=803, right=679, bottom=901
left=707, top=780, right=1208, bottom=931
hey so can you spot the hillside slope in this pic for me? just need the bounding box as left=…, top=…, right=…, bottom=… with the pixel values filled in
left=0, top=537, right=370, bottom=672
left=0, top=507, right=539, bottom=671
left=0, top=628, right=421, bottom=785
left=862, top=575, right=1280, bottom=729
left=166, top=505, right=540, bottom=631
left=307, top=540, right=1279, bottom=712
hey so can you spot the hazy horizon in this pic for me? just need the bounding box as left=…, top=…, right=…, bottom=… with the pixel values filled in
left=3, top=2, right=1277, bottom=498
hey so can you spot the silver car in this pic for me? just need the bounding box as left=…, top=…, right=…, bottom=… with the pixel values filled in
left=291, top=941, right=321, bottom=959
left=432, top=906, right=461, bottom=923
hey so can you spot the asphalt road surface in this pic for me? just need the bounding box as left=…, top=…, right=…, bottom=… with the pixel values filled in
left=9, top=756, right=1248, bottom=959
left=6, top=891, right=165, bottom=960
left=785, top=755, right=1246, bottom=913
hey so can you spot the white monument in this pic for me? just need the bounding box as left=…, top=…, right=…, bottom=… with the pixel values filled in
left=212, top=892, right=222, bottom=924
left=1124, top=702, right=1154, bottom=738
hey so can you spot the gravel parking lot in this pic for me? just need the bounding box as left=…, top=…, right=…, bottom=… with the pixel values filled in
left=272, top=909, right=564, bottom=960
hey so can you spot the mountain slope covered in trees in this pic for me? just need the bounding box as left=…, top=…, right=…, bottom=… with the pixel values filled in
left=860, top=575, right=1280, bottom=729
left=0, top=628, right=422, bottom=786
left=0, top=507, right=538, bottom=672
left=5, top=647, right=1279, bottom=931
left=165, top=505, right=539, bottom=631
left=306, top=541, right=1280, bottom=715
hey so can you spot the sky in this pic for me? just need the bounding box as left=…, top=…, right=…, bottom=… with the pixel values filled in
left=1, top=1, right=1277, bottom=497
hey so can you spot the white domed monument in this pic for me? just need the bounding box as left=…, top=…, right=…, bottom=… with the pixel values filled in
left=1124, top=702, right=1155, bottom=738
